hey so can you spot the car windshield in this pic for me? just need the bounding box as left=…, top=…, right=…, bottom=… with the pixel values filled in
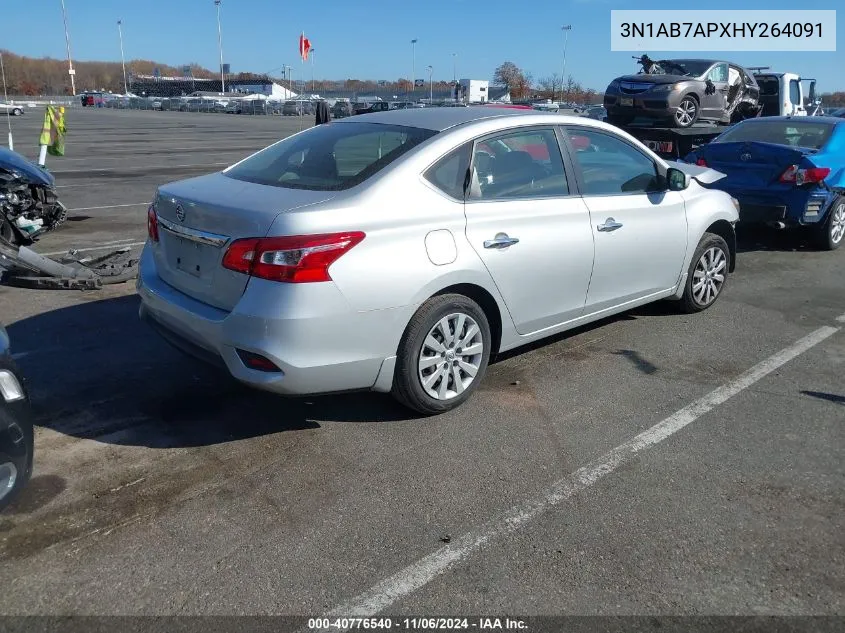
left=224, top=122, right=437, bottom=191
left=652, top=60, right=713, bottom=77
left=714, top=120, right=835, bottom=150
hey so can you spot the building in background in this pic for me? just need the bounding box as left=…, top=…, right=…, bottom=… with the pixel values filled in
left=459, top=79, right=489, bottom=104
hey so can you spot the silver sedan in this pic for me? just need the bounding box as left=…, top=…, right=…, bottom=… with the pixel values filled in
left=138, top=107, right=739, bottom=414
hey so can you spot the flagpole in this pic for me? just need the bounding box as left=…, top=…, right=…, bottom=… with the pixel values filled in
left=0, top=52, right=13, bottom=150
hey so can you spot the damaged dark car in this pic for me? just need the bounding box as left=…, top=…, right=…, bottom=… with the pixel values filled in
left=0, top=147, right=67, bottom=245
left=604, top=58, right=761, bottom=129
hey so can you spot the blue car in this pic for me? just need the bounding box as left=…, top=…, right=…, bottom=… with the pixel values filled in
left=686, top=116, right=845, bottom=250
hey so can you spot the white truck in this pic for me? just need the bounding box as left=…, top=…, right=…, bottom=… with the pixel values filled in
left=750, top=68, right=820, bottom=117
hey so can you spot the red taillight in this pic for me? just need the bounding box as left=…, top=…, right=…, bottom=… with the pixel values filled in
left=779, top=165, right=830, bottom=185
left=236, top=349, right=281, bottom=372
left=222, top=232, right=365, bottom=283
left=695, top=158, right=708, bottom=167
left=147, top=204, right=159, bottom=242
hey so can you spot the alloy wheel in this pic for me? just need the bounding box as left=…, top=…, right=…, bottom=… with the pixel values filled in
left=418, top=312, right=484, bottom=401
left=830, top=201, right=845, bottom=245
left=0, top=461, right=18, bottom=502
left=692, top=246, right=727, bottom=307
left=675, top=98, right=697, bottom=127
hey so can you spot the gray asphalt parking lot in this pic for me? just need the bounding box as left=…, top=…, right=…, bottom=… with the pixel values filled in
left=0, top=108, right=842, bottom=619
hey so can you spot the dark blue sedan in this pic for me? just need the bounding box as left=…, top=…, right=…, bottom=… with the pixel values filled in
left=687, top=117, right=845, bottom=250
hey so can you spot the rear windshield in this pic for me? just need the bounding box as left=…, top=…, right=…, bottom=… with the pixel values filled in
left=224, top=122, right=437, bottom=191
left=714, top=120, right=834, bottom=150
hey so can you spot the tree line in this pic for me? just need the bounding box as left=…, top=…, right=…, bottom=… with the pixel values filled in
left=2, top=51, right=843, bottom=106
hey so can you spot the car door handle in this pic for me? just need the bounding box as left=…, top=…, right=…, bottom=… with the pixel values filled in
left=597, top=218, right=623, bottom=232
left=483, top=233, right=520, bottom=249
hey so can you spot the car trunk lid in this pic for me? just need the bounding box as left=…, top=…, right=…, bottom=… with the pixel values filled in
left=152, top=172, right=337, bottom=311
left=700, top=141, right=814, bottom=187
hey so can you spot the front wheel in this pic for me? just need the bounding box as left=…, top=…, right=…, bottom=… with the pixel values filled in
left=672, top=96, right=700, bottom=128
left=392, top=294, right=492, bottom=415
left=679, top=233, right=731, bottom=313
left=12, top=108, right=23, bottom=116
left=815, top=196, right=844, bottom=251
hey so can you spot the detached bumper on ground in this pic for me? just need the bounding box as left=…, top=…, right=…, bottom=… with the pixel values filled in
left=136, top=246, right=408, bottom=396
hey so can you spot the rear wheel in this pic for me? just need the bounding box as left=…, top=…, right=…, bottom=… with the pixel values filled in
left=679, top=233, right=730, bottom=313
left=0, top=406, right=34, bottom=512
left=392, top=294, right=491, bottom=415
left=672, top=96, right=700, bottom=128
left=815, top=196, right=844, bottom=251
left=12, top=108, right=22, bottom=116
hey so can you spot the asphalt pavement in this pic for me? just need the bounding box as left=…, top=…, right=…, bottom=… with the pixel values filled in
left=0, top=109, right=842, bottom=623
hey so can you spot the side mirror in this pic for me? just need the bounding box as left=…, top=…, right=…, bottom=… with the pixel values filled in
left=666, top=167, right=689, bottom=191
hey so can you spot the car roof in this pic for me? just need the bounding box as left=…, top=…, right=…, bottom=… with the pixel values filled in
left=736, top=116, right=843, bottom=124
left=333, top=106, right=544, bottom=131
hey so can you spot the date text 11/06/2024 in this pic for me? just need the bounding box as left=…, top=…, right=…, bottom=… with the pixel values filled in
left=308, top=617, right=528, bottom=630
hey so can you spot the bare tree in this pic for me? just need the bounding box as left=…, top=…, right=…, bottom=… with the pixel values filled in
left=537, top=73, right=563, bottom=100
left=493, top=61, right=530, bottom=97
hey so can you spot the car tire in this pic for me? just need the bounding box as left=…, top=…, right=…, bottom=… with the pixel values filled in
left=392, top=293, right=492, bottom=415
left=815, top=196, right=844, bottom=251
left=12, top=108, right=23, bottom=116
left=672, top=96, right=700, bottom=128
left=678, top=232, right=731, bottom=313
left=0, top=405, right=34, bottom=512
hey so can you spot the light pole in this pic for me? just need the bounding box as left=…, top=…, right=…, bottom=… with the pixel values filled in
left=452, top=53, right=457, bottom=83
left=410, top=39, right=417, bottom=97
left=59, top=0, right=76, bottom=96
left=426, top=65, right=433, bottom=103
left=560, top=25, right=572, bottom=102
left=117, top=20, right=128, bottom=94
left=214, top=0, right=225, bottom=94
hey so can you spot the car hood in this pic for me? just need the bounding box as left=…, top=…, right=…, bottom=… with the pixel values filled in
left=667, top=160, right=726, bottom=184
left=614, top=74, right=694, bottom=85
left=0, top=147, right=54, bottom=187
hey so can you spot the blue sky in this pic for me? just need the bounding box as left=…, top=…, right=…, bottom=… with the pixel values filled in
left=3, top=0, right=843, bottom=91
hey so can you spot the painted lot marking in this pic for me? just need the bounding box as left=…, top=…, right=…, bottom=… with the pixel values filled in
left=318, top=325, right=840, bottom=628
left=837, top=312, right=845, bottom=323
left=39, top=240, right=146, bottom=257
left=66, top=203, right=148, bottom=212
left=51, top=161, right=231, bottom=174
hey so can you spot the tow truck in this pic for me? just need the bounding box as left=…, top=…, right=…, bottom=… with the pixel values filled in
left=612, top=68, right=821, bottom=160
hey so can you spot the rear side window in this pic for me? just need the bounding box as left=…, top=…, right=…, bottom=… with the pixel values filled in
left=714, top=120, right=834, bottom=150
left=424, top=143, right=471, bottom=200
left=225, top=122, right=437, bottom=191
left=757, top=77, right=779, bottom=96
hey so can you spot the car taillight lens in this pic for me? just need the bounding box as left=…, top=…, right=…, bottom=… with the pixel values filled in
left=147, top=204, right=159, bottom=242
left=778, top=165, right=830, bottom=185
left=695, top=158, right=708, bottom=167
left=222, top=232, right=365, bottom=283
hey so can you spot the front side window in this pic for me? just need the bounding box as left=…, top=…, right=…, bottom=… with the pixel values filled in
left=225, top=122, right=437, bottom=191
left=566, top=128, right=660, bottom=195
left=469, top=128, right=569, bottom=200
left=789, top=80, right=801, bottom=106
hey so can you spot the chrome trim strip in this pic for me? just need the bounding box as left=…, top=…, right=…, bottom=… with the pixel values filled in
left=157, top=216, right=229, bottom=248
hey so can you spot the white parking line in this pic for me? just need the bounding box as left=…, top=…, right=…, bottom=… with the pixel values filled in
left=51, top=161, right=230, bottom=174
left=319, top=325, right=840, bottom=626
left=66, top=203, right=148, bottom=212
left=39, top=240, right=146, bottom=257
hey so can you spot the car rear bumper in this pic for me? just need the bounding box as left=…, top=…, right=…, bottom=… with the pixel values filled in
left=714, top=185, right=833, bottom=227
left=136, top=246, right=409, bottom=396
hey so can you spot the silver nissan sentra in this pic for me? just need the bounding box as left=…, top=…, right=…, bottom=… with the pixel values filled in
left=138, top=107, right=739, bottom=414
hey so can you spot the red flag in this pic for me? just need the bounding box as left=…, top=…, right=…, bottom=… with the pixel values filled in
left=299, top=32, right=311, bottom=61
